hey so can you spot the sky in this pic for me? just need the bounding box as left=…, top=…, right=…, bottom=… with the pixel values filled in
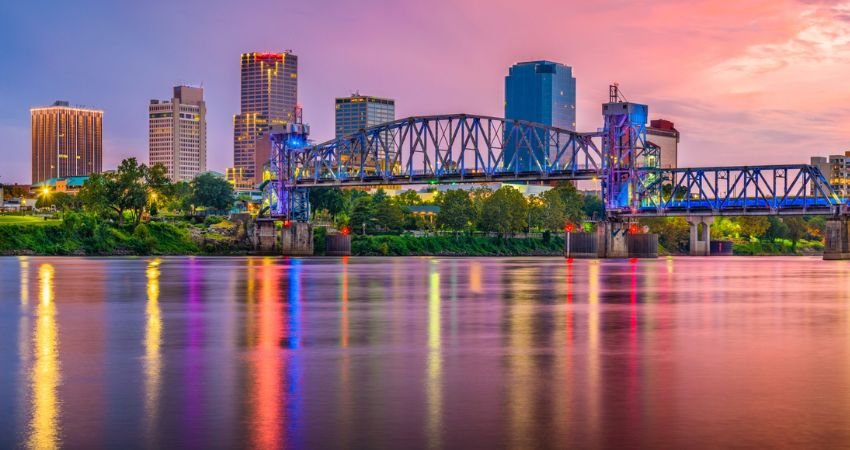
left=1, top=0, right=850, bottom=184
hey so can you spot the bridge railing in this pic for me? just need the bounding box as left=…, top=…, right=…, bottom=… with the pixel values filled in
left=286, top=114, right=603, bottom=186
left=621, top=165, right=845, bottom=216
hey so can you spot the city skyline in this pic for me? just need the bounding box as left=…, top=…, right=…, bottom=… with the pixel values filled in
left=2, top=0, right=850, bottom=184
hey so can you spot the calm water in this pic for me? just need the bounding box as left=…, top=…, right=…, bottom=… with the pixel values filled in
left=2, top=256, right=850, bottom=449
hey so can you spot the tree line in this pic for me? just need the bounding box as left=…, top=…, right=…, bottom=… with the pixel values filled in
left=36, top=158, right=235, bottom=227
left=310, top=182, right=604, bottom=235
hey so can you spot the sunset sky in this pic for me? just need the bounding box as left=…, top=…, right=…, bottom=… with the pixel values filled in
left=1, top=0, right=849, bottom=184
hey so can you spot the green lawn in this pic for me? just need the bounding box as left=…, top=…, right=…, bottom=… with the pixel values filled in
left=0, top=215, right=60, bottom=225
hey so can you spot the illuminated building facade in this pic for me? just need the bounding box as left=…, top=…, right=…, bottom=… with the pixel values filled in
left=31, top=101, right=103, bottom=184
left=149, top=86, right=207, bottom=181
left=646, top=119, right=679, bottom=169
left=232, top=51, right=298, bottom=189
left=334, top=94, right=395, bottom=138
left=811, top=152, right=850, bottom=196
left=504, top=61, right=576, bottom=170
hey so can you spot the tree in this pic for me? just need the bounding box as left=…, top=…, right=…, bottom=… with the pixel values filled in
left=538, top=189, right=568, bottom=231
left=36, top=192, right=79, bottom=218
left=479, top=186, right=528, bottom=236
left=436, top=189, right=475, bottom=232
left=373, top=190, right=405, bottom=232
left=78, top=158, right=151, bottom=226
left=641, top=217, right=690, bottom=253
left=582, top=194, right=605, bottom=221
left=190, top=173, right=234, bottom=211
left=736, top=216, right=770, bottom=240
left=350, top=196, right=377, bottom=234
left=396, top=189, right=422, bottom=206
left=310, top=188, right=346, bottom=219
left=783, top=216, right=807, bottom=250
left=552, top=182, right=585, bottom=224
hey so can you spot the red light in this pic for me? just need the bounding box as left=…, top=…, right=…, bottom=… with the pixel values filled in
left=629, top=223, right=639, bottom=234
left=565, top=223, right=575, bottom=233
left=340, top=226, right=350, bottom=236
left=283, top=220, right=291, bottom=229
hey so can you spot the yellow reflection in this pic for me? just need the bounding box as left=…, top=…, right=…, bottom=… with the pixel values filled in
left=20, top=257, right=30, bottom=305
left=28, top=263, right=60, bottom=450
left=144, top=259, right=162, bottom=437
left=508, top=267, right=536, bottom=450
left=426, top=262, right=442, bottom=450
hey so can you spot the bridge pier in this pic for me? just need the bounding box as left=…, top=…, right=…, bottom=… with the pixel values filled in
left=281, top=222, right=314, bottom=256
left=687, top=216, right=714, bottom=256
left=565, top=221, right=657, bottom=259
left=824, top=218, right=850, bottom=260
left=254, top=220, right=279, bottom=254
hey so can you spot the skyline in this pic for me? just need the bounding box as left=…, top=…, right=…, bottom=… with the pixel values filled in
left=2, top=0, right=850, bottom=184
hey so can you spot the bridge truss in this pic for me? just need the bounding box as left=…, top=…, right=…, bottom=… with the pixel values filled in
left=263, top=113, right=846, bottom=221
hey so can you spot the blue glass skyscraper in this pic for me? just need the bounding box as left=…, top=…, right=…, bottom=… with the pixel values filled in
left=504, top=61, right=576, bottom=171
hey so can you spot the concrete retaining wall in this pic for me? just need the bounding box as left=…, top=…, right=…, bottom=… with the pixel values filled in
left=326, top=233, right=352, bottom=256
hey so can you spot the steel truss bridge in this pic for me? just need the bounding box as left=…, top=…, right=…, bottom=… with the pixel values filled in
left=263, top=92, right=846, bottom=221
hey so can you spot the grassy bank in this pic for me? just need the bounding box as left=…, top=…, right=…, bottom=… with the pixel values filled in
left=348, top=234, right=565, bottom=256
left=0, top=211, right=259, bottom=255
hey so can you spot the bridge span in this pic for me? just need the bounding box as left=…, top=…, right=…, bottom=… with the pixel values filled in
left=257, top=87, right=850, bottom=259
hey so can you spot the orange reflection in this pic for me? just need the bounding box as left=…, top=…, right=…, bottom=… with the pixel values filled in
left=469, top=260, right=482, bottom=293
left=341, top=256, right=349, bottom=348
left=252, top=258, right=282, bottom=450
left=587, top=260, right=601, bottom=448
left=507, top=266, right=536, bottom=450
left=28, top=263, right=60, bottom=450
left=20, top=257, right=30, bottom=306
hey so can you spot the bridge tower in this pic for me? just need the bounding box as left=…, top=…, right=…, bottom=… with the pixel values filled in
left=258, top=110, right=314, bottom=256
left=600, top=84, right=659, bottom=213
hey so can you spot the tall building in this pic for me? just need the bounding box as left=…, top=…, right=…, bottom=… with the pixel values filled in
left=31, top=101, right=103, bottom=184
left=149, top=86, right=207, bottom=181
left=231, top=51, right=298, bottom=189
left=647, top=119, right=679, bottom=169
left=334, top=94, right=395, bottom=138
left=505, top=61, right=576, bottom=130
left=504, top=61, right=576, bottom=171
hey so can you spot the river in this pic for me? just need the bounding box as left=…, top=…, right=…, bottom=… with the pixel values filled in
left=1, top=256, right=850, bottom=449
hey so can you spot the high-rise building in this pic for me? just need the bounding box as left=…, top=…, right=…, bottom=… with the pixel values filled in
left=31, top=101, right=103, bottom=184
left=149, top=86, right=207, bottom=181
left=505, top=61, right=576, bottom=130
left=232, top=51, right=298, bottom=189
left=334, top=94, right=395, bottom=138
left=504, top=61, right=576, bottom=171
left=647, top=119, right=679, bottom=169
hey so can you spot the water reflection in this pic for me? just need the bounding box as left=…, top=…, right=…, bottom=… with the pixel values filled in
left=252, top=258, right=283, bottom=450
left=426, top=261, right=442, bottom=450
left=28, top=263, right=60, bottom=450
left=5, top=257, right=850, bottom=448
left=144, top=259, right=162, bottom=440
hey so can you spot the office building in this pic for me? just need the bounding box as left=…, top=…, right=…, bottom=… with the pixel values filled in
left=505, top=61, right=576, bottom=130
left=232, top=51, right=298, bottom=189
left=31, top=101, right=103, bottom=184
left=504, top=61, right=576, bottom=171
left=647, top=119, right=679, bottom=169
left=149, top=86, right=207, bottom=181
left=334, top=94, right=395, bottom=138
left=811, top=152, right=850, bottom=196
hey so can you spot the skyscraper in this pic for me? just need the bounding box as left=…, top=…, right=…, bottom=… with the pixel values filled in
left=504, top=61, right=576, bottom=171
left=31, top=101, right=103, bottom=184
left=334, top=94, right=395, bottom=138
left=231, top=51, right=298, bottom=189
left=149, top=86, right=207, bottom=181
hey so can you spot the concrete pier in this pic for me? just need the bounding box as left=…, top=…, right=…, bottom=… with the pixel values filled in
left=254, top=220, right=279, bottom=254
left=687, top=216, right=714, bottom=256
left=281, top=222, right=314, bottom=256
left=824, top=218, right=850, bottom=260
left=565, top=221, right=658, bottom=259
